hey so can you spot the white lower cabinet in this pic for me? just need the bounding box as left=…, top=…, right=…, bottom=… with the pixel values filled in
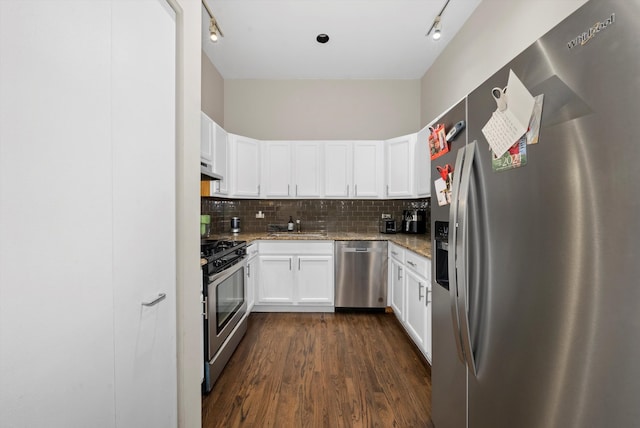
left=297, top=256, right=334, bottom=304
left=254, top=241, right=334, bottom=312
left=390, top=245, right=432, bottom=362
left=258, top=255, right=295, bottom=303
left=405, top=269, right=428, bottom=351
left=390, top=258, right=405, bottom=322
left=246, top=244, right=258, bottom=312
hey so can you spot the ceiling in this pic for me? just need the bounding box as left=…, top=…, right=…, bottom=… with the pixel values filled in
left=201, top=0, right=482, bottom=80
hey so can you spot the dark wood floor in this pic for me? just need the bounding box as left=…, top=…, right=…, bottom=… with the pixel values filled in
left=202, top=312, right=434, bottom=428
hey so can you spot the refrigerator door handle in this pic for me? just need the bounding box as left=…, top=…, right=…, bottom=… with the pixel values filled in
left=456, top=141, right=478, bottom=376
left=448, top=145, right=467, bottom=364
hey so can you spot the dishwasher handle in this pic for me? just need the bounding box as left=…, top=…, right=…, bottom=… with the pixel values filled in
left=339, top=247, right=385, bottom=253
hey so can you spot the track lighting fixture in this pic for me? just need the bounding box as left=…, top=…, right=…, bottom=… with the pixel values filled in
left=432, top=16, right=442, bottom=40
left=426, top=0, right=450, bottom=41
left=209, top=18, right=220, bottom=42
left=202, top=0, right=224, bottom=43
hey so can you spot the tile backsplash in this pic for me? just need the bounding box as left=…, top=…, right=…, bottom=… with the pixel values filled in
left=201, top=198, right=430, bottom=235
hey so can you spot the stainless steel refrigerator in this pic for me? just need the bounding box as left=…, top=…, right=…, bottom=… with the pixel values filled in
left=430, top=0, right=640, bottom=426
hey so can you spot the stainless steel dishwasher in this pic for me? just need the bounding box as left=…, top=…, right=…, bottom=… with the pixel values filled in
left=334, top=241, right=388, bottom=310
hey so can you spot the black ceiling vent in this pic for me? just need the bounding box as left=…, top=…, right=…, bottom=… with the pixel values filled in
left=316, top=34, right=330, bottom=44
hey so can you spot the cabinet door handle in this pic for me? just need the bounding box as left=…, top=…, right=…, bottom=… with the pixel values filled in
left=418, top=283, right=424, bottom=301
left=426, top=288, right=432, bottom=305
left=289, top=258, right=292, bottom=270
left=247, top=264, right=251, bottom=277
left=298, top=258, right=301, bottom=270
left=257, top=184, right=261, bottom=194
left=296, top=184, right=298, bottom=196
left=387, top=184, right=389, bottom=196
left=398, top=267, right=402, bottom=280
left=287, top=184, right=290, bottom=196
left=346, top=184, right=349, bottom=196
left=202, top=296, right=208, bottom=319
left=355, top=184, right=358, bottom=196
left=407, top=260, right=417, bottom=268
left=142, top=293, right=166, bottom=307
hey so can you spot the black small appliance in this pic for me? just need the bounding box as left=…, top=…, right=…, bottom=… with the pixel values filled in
left=401, top=209, right=427, bottom=234
left=379, top=219, right=397, bottom=234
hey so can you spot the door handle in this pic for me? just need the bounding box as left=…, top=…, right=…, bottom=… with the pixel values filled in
left=202, top=296, right=208, bottom=319
left=449, top=145, right=466, bottom=365
left=455, top=141, right=478, bottom=376
left=142, top=293, right=166, bottom=307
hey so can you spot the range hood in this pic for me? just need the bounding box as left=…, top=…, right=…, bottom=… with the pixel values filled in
left=201, top=162, right=223, bottom=181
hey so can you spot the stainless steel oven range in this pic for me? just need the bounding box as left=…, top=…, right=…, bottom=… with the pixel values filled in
left=201, top=239, right=247, bottom=394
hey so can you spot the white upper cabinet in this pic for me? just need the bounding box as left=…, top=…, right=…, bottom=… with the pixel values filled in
left=352, top=141, right=384, bottom=198
left=203, top=127, right=426, bottom=200
left=324, top=141, right=353, bottom=198
left=200, top=112, right=214, bottom=167
left=386, top=133, right=416, bottom=198
left=262, top=141, right=323, bottom=198
left=415, top=125, right=431, bottom=197
left=385, top=131, right=431, bottom=199
left=229, top=134, right=261, bottom=198
left=293, top=142, right=323, bottom=197
left=262, top=141, right=292, bottom=197
left=212, top=121, right=229, bottom=195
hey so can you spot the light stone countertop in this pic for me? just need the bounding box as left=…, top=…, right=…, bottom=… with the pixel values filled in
left=211, top=231, right=432, bottom=259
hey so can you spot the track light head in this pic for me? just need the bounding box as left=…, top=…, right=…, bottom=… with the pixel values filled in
left=209, top=18, right=219, bottom=42
left=432, top=16, right=442, bottom=40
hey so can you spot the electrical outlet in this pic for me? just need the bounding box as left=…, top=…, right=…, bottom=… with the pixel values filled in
left=381, top=213, right=391, bottom=219
left=256, top=211, right=265, bottom=219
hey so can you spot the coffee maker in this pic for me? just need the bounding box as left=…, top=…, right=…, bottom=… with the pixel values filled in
left=401, top=209, right=427, bottom=234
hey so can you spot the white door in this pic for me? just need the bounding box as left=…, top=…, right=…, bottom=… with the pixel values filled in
left=213, top=121, right=229, bottom=195
left=405, top=269, right=427, bottom=351
left=258, top=256, right=295, bottom=303
left=263, top=141, right=292, bottom=197
left=293, top=143, right=323, bottom=197
left=416, top=125, right=432, bottom=197
left=200, top=112, right=214, bottom=166
left=112, top=1, right=177, bottom=426
left=231, top=135, right=261, bottom=197
left=353, top=141, right=383, bottom=198
left=390, top=259, right=405, bottom=321
left=386, top=135, right=414, bottom=198
left=425, top=283, right=433, bottom=362
left=246, top=254, right=257, bottom=312
left=324, top=142, right=352, bottom=198
left=0, top=1, right=177, bottom=426
left=297, top=256, right=333, bottom=304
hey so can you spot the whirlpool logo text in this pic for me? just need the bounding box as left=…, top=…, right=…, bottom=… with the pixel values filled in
left=567, top=13, right=615, bottom=50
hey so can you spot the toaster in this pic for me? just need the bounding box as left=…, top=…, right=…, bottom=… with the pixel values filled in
left=379, top=219, right=397, bottom=234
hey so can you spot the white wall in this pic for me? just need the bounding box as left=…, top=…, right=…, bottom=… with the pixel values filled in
left=202, top=51, right=225, bottom=126
left=224, top=79, right=420, bottom=140
left=420, top=0, right=589, bottom=126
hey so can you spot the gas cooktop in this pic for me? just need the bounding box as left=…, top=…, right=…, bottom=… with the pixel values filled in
left=201, top=239, right=247, bottom=275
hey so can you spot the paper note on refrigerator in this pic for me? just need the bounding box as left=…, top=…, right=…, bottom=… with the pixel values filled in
left=482, top=70, right=536, bottom=158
